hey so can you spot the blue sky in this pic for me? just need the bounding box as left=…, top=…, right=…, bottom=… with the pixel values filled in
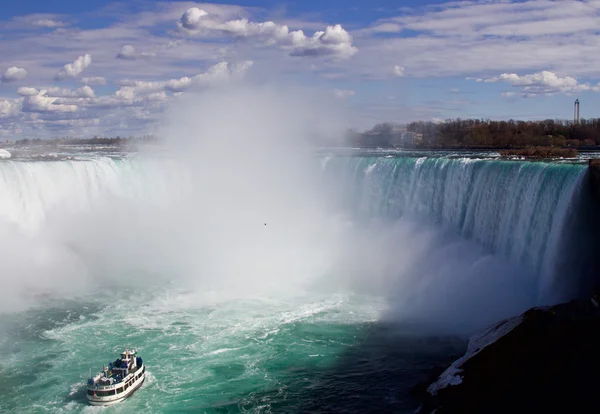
left=1, top=0, right=599, bottom=138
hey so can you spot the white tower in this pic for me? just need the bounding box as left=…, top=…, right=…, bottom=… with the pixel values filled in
left=575, top=98, right=580, bottom=124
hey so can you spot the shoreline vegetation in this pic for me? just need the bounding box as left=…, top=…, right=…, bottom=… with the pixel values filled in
left=344, top=118, right=600, bottom=157
left=498, top=147, right=578, bottom=159
left=3, top=118, right=600, bottom=158
left=0, top=136, right=159, bottom=147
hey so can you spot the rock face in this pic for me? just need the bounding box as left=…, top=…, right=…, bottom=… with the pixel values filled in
left=590, top=159, right=600, bottom=202
left=416, top=298, right=600, bottom=414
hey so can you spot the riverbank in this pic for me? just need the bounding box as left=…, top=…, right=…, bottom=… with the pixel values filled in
left=498, top=147, right=578, bottom=159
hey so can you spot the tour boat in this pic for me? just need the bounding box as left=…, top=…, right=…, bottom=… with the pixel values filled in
left=86, top=349, right=145, bottom=406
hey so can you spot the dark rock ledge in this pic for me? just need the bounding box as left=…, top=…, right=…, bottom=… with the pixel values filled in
left=414, top=297, right=600, bottom=414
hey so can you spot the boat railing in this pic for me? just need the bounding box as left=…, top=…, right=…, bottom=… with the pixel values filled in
left=89, top=362, right=144, bottom=388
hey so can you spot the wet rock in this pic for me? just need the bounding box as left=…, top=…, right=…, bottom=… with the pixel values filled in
left=416, top=297, right=600, bottom=414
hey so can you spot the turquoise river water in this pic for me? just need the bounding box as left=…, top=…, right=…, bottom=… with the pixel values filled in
left=0, top=148, right=593, bottom=413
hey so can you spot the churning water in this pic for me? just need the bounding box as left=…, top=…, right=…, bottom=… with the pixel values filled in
left=0, top=150, right=592, bottom=413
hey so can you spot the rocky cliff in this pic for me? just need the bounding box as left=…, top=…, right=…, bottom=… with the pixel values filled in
left=415, top=296, right=600, bottom=413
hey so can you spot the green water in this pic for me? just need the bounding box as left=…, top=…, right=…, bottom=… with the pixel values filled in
left=0, top=287, right=465, bottom=413
left=2, top=152, right=585, bottom=413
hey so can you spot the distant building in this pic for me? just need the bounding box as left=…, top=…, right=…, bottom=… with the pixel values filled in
left=575, top=98, right=580, bottom=124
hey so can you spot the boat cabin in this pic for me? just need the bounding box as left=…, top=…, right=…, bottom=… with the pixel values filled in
left=86, top=349, right=145, bottom=405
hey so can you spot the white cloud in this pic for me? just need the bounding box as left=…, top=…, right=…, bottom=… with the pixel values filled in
left=363, top=22, right=402, bottom=34
left=393, top=65, right=405, bottom=77
left=350, top=0, right=600, bottom=79
left=179, top=8, right=209, bottom=28
left=17, top=87, right=39, bottom=96
left=14, top=86, right=97, bottom=115
left=178, top=8, right=357, bottom=59
left=89, top=60, right=252, bottom=112
left=333, top=89, right=355, bottom=98
left=30, top=19, right=67, bottom=28
left=378, top=1, right=600, bottom=39
left=22, top=92, right=78, bottom=113
left=5, top=14, right=69, bottom=30
left=114, top=61, right=253, bottom=102
left=64, top=86, right=95, bottom=98
left=117, top=45, right=137, bottom=60
left=25, top=86, right=97, bottom=98
left=482, top=70, right=600, bottom=96
left=81, top=77, right=107, bottom=86
left=55, top=54, right=92, bottom=80
left=0, top=4, right=267, bottom=137
left=0, top=99, right=22, bottom=118
left=2, top=67, right=28, bottom=83
left=76, top=86, right=95, bottom=98
left=116, top=45, right=156, bottom=60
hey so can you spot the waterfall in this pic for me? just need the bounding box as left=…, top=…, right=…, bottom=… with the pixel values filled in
left=322, top=156, right=590, bottom=304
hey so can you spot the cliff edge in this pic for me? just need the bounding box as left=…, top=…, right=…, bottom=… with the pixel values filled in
left=415, top=296, right=600, bottom=414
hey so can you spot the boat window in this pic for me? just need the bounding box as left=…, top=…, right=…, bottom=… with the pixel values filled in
left=95, top=390, right=113, bottom=397
left=87, top=390, right=95, bottom=396
left=117, top=387, right=123, bottom=394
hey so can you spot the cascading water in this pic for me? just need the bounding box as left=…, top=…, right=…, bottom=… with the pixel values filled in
left=322, top=155, right=593, bottom=321
left=0, top=150, right=596, bottom=413
left=324, top=157, right=583, bottom=269
left=2, top=80, right=596, bottom=412
left=0, top=155, right=591, bottom=319
left=0, top=157, right=189, bottom=232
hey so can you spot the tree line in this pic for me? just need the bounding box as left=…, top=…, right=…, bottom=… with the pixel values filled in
left=349, top=118, right=600, bottom=148
left=12, top=135, right=159, bottom=146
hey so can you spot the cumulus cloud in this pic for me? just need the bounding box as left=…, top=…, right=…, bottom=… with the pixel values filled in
left=333, top=89, right=355, bottom=98
left=178, top=8, right=357, bottom=59
left=117, top=45, right=137, bottom=60
left=55, top=54, right=92, bottom=80
left=17, top=86, right=95, bottom=99
left=81, top=77, right=106, bottom=86
left=15, top=86, right=98, bottom=115
left=116, top=45, right=156, bottom=60
left=0, top=99, right=22, bottom=118
left=17, top=87, right=39, bottom=96
left=47, top=86, right=96, bottom=98
left=482, top=70, right=600, bottom=96
left=179, top=7, right=209, bottom=28
left=22, top=91, right=78, bottom=113
left=393, top=65, right=405, bottom=77
left=2, top=67, right=28, bottom=83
